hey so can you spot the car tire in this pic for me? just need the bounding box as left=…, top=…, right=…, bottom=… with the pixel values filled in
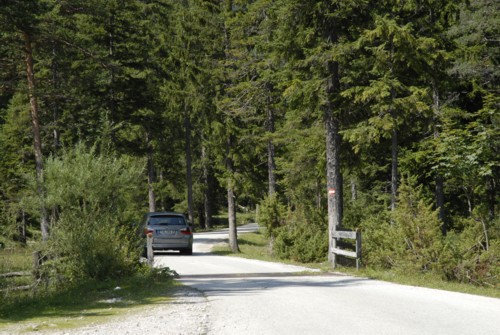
left=181, top=248, right=193, bottom=255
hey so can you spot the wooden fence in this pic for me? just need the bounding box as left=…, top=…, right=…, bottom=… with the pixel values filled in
left=0, top=251, right=43, bottom=292
left=332, top=229, right=362, bottom=270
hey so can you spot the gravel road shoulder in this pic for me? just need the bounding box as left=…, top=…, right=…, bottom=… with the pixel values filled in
left=0, top=286, right=210, bottom=335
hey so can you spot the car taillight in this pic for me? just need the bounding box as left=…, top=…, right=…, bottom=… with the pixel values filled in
left=144, top=228, right=154, bottom=235
left=180, top=227, right=192, bottom=235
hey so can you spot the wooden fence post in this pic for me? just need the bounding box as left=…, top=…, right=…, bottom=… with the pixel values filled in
left=32, top=251, right=41, bottom=281
left=147, top=233, right=154, bottom=266
left=332, top=229, right=362, bottom=270
left=356, top=230, right=362, bottom=270
left=332, top=227, right=338, bottom=269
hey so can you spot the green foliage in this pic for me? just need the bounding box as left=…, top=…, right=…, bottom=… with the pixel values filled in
left=361, top=177, right=498, bottom=287
left=257, top=194, right=286, bottom=238
left=447, top=0, right=499, bottom=85
left=0, top=92, right=34, bottom=245
left=27, top=144, right=145, bottom=282
left=0, top=0, right=497, bottom=291
left=440, top=215, right=499, bottom=287
left=391, top=178, right=446, bottom=272
left=273, top=206, right=328, bottom=263
left=362, top=177, right=446, bottom=272
left=360, top=211, right=403, bottom=269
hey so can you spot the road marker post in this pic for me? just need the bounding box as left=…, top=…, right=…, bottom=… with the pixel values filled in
left=147, top=233, right=154, bottom=266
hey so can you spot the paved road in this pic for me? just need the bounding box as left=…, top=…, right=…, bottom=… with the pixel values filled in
left=154, top=224, right=500, bottom=335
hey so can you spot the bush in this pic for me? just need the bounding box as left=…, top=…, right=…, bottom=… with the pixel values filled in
left=27, top=144, right=145, bottom=283
left=360, top=176, right=498, bottom=287
left=48, top=213, right=140, bottom=281
left=257, top=194, right=286, bottom=238
left=359, top=211, right=404, bottom=269
left=361, top=177, right=446, bottom=272
left=391, top=180, right=446, bottom=272
left=440, top=216, right=499, bottom=287
left=273, top=206, right=328, bottom=263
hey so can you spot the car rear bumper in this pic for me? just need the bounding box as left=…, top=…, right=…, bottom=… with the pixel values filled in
left=152, top=239, right=193, bottom=250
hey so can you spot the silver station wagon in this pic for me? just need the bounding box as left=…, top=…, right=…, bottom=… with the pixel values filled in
left=143, top=212, right=193, bottom=255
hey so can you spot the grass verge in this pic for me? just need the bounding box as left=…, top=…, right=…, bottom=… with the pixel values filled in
left=0, top=267, right=179, bottom=333
left=213, top=228, right=500, bottom=299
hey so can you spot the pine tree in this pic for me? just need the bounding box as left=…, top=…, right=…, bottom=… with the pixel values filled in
left=0, top=0, right=50, bottom=239
left=269, top=0, right=371, bottom=265
left=344, top=0, right=460, bottom=213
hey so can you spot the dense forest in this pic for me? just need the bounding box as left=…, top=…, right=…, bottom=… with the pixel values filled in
left=0, top=0, right=498, bottom=286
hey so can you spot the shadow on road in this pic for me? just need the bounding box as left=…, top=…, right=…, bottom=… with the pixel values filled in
left=179, top=273, right=369, bottom=296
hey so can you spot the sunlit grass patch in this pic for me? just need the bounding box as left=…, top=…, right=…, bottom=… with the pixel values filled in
left=0, top=268, right=179, bottom=333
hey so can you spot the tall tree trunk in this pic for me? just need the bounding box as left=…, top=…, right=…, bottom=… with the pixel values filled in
left=436, top=175, right=445, bottom=233
left=222, top=0, right=238, bottom=251
left=325, top=53, right=342, bottom=266
left=51, top=42, right=60, bottom=150
left=202, top=145, right=213, bottom=229
left=266, top=92, right=277, bottom=196
left=391, top=126, right=398, bottom=212
left=487, top=177, right=495, bottom=221
left=23, top=31, right=49, bottom=241
left=326, top=108, right=342, bottom=265
left=146, top=133, right=156, bottom=212
left=227, top=185, right=238, bottom=252
left=198, top=204, right=205, bottom=230
left=266, top=127, right=276, bottom=197
left=433, top=84, right=446, bottom=234
left=18, top=210, right=27, bottom=245
left=226, top=135, right=239, bottom=253
left=108, top=10, right=117, bottom=144
left=389, top=37, right=398, bottom=212
left=185, top=107, right=194, bottom=225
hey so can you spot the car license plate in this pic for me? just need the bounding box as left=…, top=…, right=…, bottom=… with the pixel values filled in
left=156, top=230, right=175, bottom=236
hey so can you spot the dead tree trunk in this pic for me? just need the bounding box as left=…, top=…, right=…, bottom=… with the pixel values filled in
left=23, top=31, right=49, bottom=241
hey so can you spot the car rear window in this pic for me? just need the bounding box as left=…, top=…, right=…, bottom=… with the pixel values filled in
left=148, top=215, right=186, bottom=226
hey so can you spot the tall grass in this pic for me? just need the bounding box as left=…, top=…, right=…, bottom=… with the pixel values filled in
left=0, top=247, right=33, bottom=273
left=0, top=247, right=34, bottom=298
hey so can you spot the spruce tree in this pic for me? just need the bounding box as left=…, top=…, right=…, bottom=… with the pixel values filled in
left=0, top=0, right=50, bottom=239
